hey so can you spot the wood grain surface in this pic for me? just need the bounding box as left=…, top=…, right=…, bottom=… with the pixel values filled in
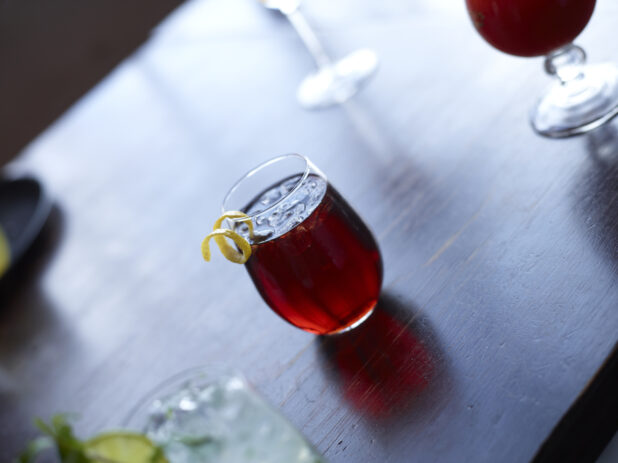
left=1, top=0, right=617, bottom=461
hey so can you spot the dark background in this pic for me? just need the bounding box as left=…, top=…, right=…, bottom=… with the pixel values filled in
left=0, top=0, right=182, bottom=165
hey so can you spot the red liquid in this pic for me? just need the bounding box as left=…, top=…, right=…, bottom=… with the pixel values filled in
left=465, top=0, right=596, bottom=57
left=244, top=178, right=382, bottom=335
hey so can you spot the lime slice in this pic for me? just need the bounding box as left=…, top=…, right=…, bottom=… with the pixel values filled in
left=0, top=226, right=10, bottom=277
left=201, top=211, right=253, bottom=264
left=84, top=432, right=168, bottom=463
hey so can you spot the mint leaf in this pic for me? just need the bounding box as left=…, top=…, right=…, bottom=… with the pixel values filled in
left=17, top=414, right=169, bottom=463
left=15, top=436, right=54, bottom=463
left=20, top=414, right=89, bottom=463
left=149, top=446, right=166, bottom=463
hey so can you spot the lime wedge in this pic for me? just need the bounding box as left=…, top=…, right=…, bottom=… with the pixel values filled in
left=0, top=226, right=10, bottom=277
left=84, top=432, right=168, bottom=463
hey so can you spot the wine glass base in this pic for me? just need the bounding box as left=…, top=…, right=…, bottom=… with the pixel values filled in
left=531, top=62, right=618, bottom=138
left=297, top=48, right=378, bottom=109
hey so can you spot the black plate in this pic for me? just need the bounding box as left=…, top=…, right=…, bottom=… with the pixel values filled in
left=0, top=177, right=52, bottom=277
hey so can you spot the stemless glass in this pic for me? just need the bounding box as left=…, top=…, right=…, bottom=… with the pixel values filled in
left=222, top=154, right=383, bottom=335
left=465, top=0, right=618, bottom=138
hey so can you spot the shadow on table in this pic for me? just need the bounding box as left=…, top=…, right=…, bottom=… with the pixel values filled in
left=579, top=124, right=618, bottom=267
left=0, top=204, right=64, bottom=299
left=0, top=205, right=66, bottom=459
left=317, top=292, right=448, bottom=422
left=543, top=125, right=618, bottom=463
left=0, top=205, right=64, bottom=361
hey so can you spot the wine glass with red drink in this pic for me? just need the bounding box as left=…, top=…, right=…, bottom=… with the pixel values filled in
left=465, top=0, right=618, bottom=137
left=222, top=154, right=383, bottom=335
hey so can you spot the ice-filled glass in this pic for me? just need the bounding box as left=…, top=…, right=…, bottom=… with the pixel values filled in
left=223, top=154, right=383, bottom=335
left=124, top=367, right=325, bottom=463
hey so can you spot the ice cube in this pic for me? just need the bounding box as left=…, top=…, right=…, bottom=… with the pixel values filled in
left=179, top=397, right=197, bottom=411
left=236, top=223, right=251, bottom=239
left=141, top=373, right=325, bottom=463
left=294, top=203, right=306, bottom=216
left=283, top=209, right=294, bottom=221
left=282, top=176, right=301, bottom=191
left=252, top=229, right=273, bottom=243
left=260, top=189, right=281, bottom=207
left=267, top=209, right=281, bottom=227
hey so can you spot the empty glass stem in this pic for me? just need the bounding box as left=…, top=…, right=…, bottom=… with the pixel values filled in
left=260, top=0, right=378, bottom=109
left=284, top=9, right=332, bottom=69
left=544, top=43, right=586, bottom=85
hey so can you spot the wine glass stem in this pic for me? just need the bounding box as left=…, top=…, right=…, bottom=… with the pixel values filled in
left=544, top=43, right=587, bottom=85
left=284, top=9, right=332, bottom=69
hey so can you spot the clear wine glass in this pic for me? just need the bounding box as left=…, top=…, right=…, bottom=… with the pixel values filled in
left=260, top=0, right=379, bottom=109
left=465, top=0, right=618, bottom=138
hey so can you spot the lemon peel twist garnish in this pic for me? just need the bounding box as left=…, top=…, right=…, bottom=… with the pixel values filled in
left=202, top=211, right=254, bottom=264
left=0, top=226, right=10, bottom=278
left=212, top=211, right=254, bottom=238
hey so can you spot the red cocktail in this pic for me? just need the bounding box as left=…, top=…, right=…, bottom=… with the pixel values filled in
left=465, top=0, right=618, bottom=137
left=466, top=0, right=595, bottom=57
left=224, top=154, right=382, bottom=335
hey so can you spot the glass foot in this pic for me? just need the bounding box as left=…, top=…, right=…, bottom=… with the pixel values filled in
left=531, top=62, right=618, bottom=138
left=297, top=48, right=378, bottom=109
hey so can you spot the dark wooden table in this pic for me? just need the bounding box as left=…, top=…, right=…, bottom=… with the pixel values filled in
left=1, top=1, right=617, bottom=461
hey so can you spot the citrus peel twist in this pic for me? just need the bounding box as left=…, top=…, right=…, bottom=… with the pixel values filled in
left=202, top=211, right=254, bottom=264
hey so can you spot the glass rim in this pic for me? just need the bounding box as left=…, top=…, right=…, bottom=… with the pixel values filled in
left=221, top=153, right=317, bottom=221
left=122, top=364, right=244, bottom=428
